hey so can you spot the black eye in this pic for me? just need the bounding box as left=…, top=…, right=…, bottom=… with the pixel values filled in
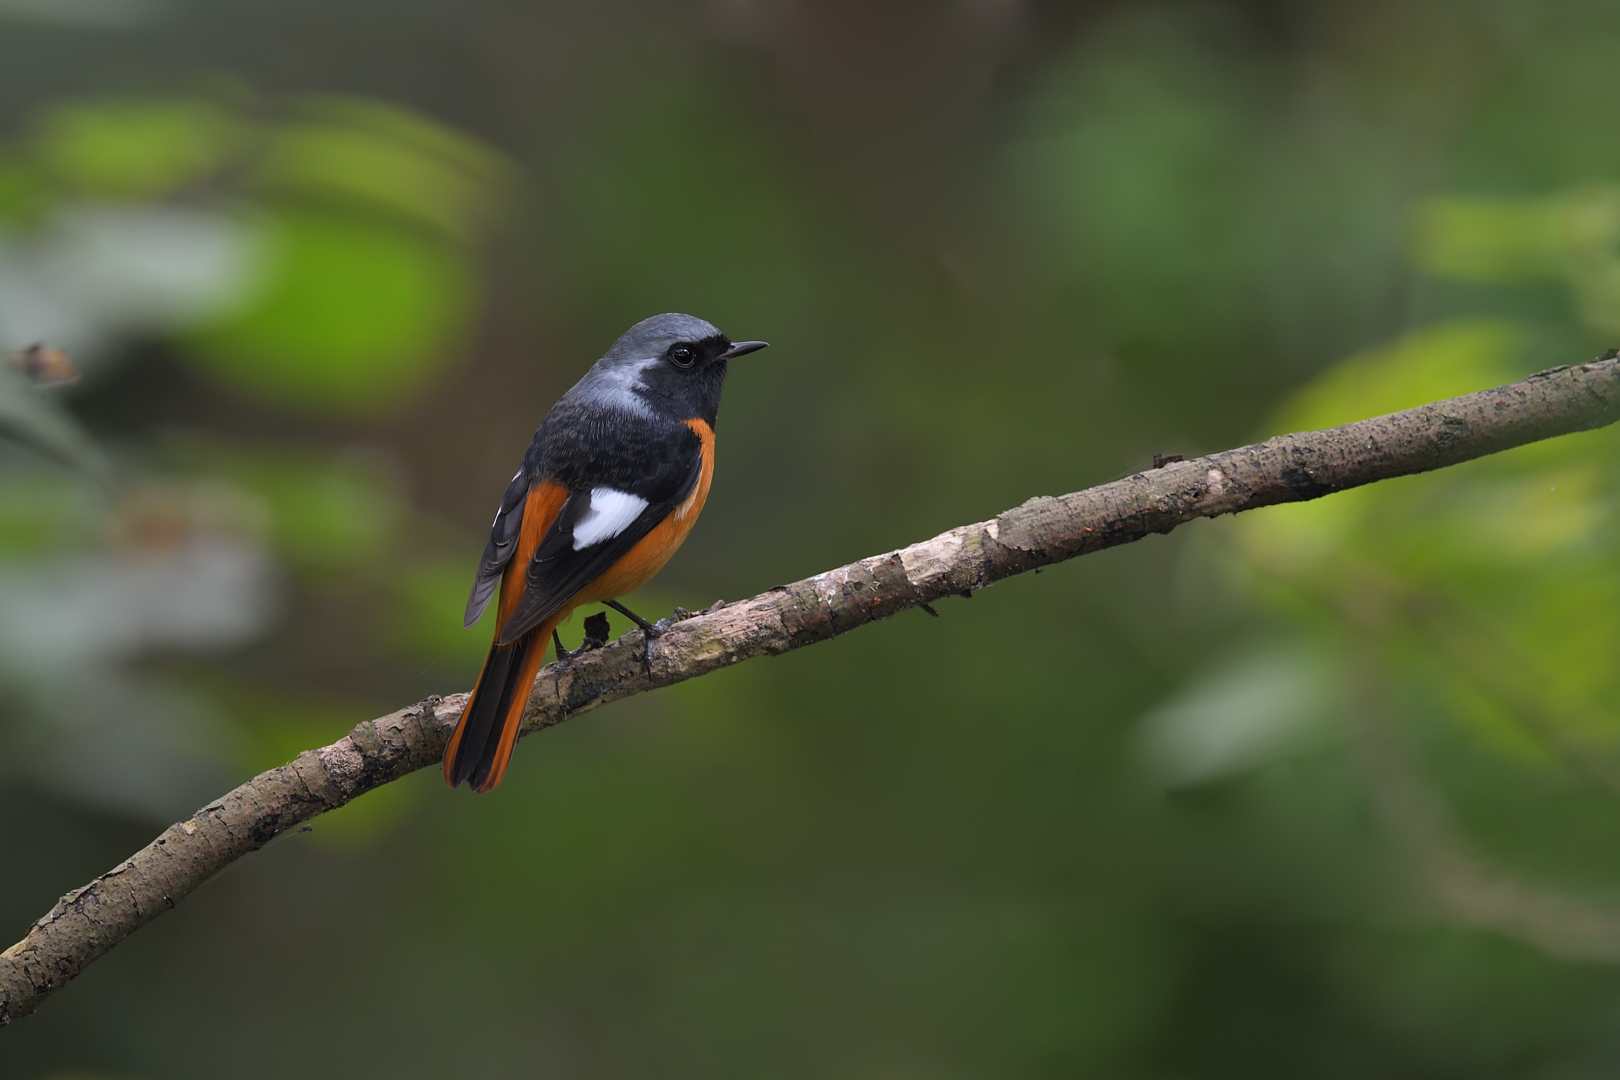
left=668, top=344, right=696, bottom=368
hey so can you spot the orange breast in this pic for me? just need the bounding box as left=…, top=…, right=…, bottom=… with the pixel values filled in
left=579, top=417, right=715, bottom=604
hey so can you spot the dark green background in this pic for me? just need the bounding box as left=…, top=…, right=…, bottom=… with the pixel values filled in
left=4, top=2, right=1620, bottom=1076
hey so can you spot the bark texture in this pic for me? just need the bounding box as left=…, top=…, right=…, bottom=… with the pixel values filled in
left=3, top=352, right=1618, bottom=1024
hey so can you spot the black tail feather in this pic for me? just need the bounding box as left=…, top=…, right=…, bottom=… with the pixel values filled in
left=449, top=641, right=522, bottom=789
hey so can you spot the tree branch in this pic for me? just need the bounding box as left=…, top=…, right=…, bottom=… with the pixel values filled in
left=4, top=352, right=1618, bottom=1025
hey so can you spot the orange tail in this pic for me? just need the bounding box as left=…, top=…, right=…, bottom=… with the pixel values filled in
left=443, top=614, right=562, bottom=793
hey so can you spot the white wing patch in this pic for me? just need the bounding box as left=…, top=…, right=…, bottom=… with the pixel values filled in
left=572, top=487, right=648, bottom=550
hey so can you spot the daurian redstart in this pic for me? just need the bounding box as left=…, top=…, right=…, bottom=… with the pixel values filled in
left=443, top=313, right=767, bottom=792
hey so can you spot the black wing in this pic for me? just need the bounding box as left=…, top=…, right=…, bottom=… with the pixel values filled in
left=463, top=464, right=534, bottom=627
left=495, top=421, right=703, bottom=645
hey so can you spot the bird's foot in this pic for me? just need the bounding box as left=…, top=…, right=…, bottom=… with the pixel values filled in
left=552, top=612, right=612, bottom=664
left=604, top=599, right=670, bottom=676
left=551, top=629, right=589, bottom=662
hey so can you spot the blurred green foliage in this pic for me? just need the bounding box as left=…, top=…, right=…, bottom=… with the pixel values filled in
left=5, top=2, right=1620, bottom=1078
left=33, top=98, right=242, bottom=198
left=187, top=207, right=475, bottom=409
left=2, top=90, right=503, bottom=413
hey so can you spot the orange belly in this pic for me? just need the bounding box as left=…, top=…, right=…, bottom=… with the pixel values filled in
left=574, top=417, right=715, bottom=607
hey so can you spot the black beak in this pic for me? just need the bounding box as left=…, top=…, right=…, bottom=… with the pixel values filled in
left=720, top=340, right=769, bottom=360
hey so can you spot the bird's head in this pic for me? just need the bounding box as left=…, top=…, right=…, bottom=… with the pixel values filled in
left=585, top=312, right=768, bottom=426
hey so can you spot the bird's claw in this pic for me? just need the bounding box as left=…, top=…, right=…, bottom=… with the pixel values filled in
left=637, top=620, right=665, bottom=675
left=553, top=613, right=612, bottom=664
left=552, top=636, right=595, bottom=662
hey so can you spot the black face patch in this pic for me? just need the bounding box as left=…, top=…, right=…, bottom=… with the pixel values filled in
left=638, top=334, right=732, bottom=428
left=659, top=334, right=729, bottom=370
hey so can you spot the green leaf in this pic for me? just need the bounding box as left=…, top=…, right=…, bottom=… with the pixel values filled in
left=184, top=209, right=473, bottom=412
left=33, top=98, right=242, bottom=198
left=0, top=471, right=101, bottom=554
left=0, top=158, right=50, bottom=223
left=1137, top=645, right=1343, bottom=786
left=1273, top=319, right=1526, bottom=433
left=258, top=96, right=512, bottom=239
left=1227, top=315, right=1620, bottom=770
left=1413, top=188, right=1620, bottom=285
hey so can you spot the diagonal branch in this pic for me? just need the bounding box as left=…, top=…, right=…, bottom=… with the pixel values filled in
left=4, top=351, right=1618, bottom=1025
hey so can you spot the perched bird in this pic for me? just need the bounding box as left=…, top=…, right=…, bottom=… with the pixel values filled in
left=444, top=313, right=768, bottom=792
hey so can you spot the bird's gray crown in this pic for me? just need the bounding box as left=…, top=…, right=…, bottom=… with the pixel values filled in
left=601, top=312, right=724, bottom=364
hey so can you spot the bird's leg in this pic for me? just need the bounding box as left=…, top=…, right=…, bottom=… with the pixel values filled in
left=604, top=599, right=664, bottom=673
left=551, top=613, right=611, bottom=663
left=603, top=598, right=658, bottom=633
left=551, top=628, right=583, bottom=662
